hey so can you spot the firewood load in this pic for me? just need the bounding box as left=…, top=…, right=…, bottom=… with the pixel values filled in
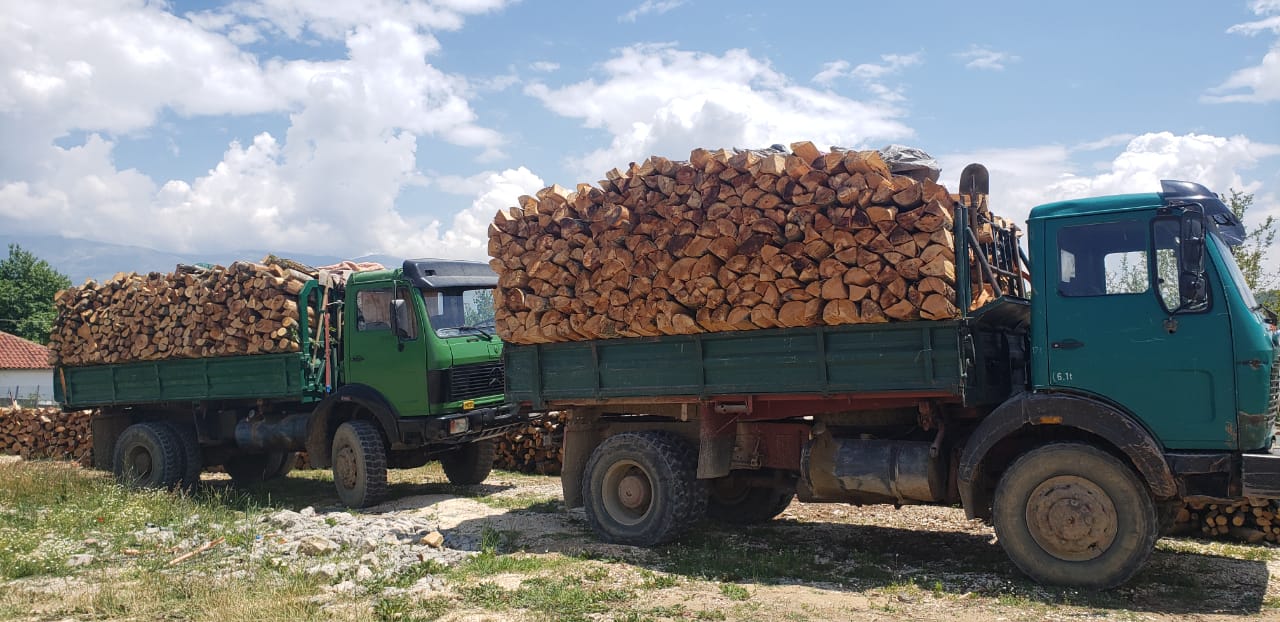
left=488, top=142, right=1018, bottom=345
left=1171, top=498, right=1280, bottom=544
left=48, top=259, right=315, bottom=367
left=493, top=411, right=566, bottom=474
left=0, top=407, right=92, bottom=465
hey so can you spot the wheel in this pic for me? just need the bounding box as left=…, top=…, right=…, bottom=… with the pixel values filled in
left=581, top=432, right=707, bottom=546
left=224, top=451, right=295, bottom=485
left=992, top=443, right=1157, bottom=589
left=157, top=421, right=203, bottom=490
left=441, top=440, right=496, bottom=485
left=331, top=420, right=388, bottom=508
left=706, top=476, right=795, bottom=524
left=112, top=422, right=184, bottom=489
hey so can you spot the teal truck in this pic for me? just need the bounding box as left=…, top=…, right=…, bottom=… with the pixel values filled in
left=56, top=259, right=521, bottom=507
left=505, top=167, right=1280, bottom=588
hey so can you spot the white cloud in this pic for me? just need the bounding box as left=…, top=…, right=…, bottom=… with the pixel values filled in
left=529, top=61, right=561, bottom=73
left=955, top=45, right=1019, bottom=71
left=619, top=0, right=686, bottom=23
left=0, top=0, right=517, bottom=260
left=525, top=45, right=914, bottom=179
left=939, top=132, right=1280, bottom=234
left=811, top=53, right=922, bottom=102
left=1206, top=0, right=1280, bottom=103
left=394, top=167, right=545, bottom=261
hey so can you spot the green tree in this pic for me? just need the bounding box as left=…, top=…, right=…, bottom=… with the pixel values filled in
left=1224, top=190, right=1279, bottom=315
left=0, top=245, right=71, bottom=344
left=464, top=289, right=496, bottom=326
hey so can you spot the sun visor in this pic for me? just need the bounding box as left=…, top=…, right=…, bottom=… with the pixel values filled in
left=402, top=259, right=498, bottom=289
left=1160, top=180, right=1246, bottom=246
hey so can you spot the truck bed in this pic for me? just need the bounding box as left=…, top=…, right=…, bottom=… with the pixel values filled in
left=505, top=313, right=1024, bottom=410
left=55, top=352, right=320, bottom=408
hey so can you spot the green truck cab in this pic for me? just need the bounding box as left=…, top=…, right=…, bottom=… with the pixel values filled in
left=58, top=259, right=522, bottom=507
left=504, top=170, right=1279, bottom=588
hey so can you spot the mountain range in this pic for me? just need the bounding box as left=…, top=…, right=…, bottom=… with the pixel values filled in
left=4, top=235, right=405, bottom=285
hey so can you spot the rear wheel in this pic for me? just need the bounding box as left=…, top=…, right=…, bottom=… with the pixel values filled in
left=224, top=451, right=295, bottom=485
left=441, top=440, right=496, bottom=485
left=992, top=443, right=1157, bottom=589
left=157, top=421, right=203, bottom=490
left=331, top=420, right=388, bottom=508
left=582, top=432, right=706, bottom=546
left=707, top=476, right=794, bottom=524
left=112, top=422, right=184, bottom=489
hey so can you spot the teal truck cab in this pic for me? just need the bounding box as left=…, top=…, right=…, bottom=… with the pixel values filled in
left=504, top=170, right=1279, bottom=588
left=59, top=259, right=521, bottom=507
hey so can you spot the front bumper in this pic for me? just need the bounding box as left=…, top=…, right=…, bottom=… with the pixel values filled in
left=397, top=403, right=529, bottom=446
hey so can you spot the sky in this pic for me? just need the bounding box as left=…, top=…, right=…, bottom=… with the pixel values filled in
left=1, top=0, right=1278, bottom=269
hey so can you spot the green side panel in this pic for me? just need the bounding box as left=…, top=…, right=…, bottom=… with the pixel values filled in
left=56, top=353, right=315, bottom=408
left=506, top=322, right=982, bottom=407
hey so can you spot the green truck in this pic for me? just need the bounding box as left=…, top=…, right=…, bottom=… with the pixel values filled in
left=56, top=259, right=521, bottom=507
left=505, top=167, right=1280, bottom=588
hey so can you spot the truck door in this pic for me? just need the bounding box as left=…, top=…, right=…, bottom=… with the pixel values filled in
left=1042, top=214, right=1236, bottom=449
left=344, top=281, right=430, bottom=417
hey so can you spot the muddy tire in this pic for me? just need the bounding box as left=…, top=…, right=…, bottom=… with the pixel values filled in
left=993, top=443, right=1157, bottom=589
left=707, top=477, right=794, bottom=524
left=112, top=422, right=184, bottom=489
left=582, top=432, right=707, bottom=546
left=156, top=420, right=203, bottom=490
left=441, top=440, right=496, bottom=486
left=225, top=452, right=295, bottom=485
left=331, top=420, right=388, bottom=508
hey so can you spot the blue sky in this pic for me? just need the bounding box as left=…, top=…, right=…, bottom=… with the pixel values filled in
left=1, top=0, right=1278, bottom=269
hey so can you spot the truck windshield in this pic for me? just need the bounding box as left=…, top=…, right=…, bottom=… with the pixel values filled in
left=420, top=287, right=496, bottom=338
left=1213, top=231, right=1261, bottom=311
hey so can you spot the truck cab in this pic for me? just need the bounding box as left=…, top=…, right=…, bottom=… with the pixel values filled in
left=1027, top=182, right=1277, bottom=455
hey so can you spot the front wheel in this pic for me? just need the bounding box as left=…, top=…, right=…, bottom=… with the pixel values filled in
left=992, top=443, right=1157, bottom=589
left=441, top=440, right=496, bottom=485
left=582, top=432, right=706, bottom=546
left=331, top=420, right=388, bottom=508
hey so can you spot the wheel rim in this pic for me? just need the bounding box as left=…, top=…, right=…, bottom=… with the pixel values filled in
left=124, top=445, right=153, bottom=483
left=335, top=444, right=358, bottom=491
left=1025, top=475, right=1118, bottom=561
left=602, top=459, right=654, bottom=526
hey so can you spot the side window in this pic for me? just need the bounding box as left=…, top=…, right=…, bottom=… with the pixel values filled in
left=356, top=289, right=392, bottom=331
left=1057, top=221, right=1149, bottom=297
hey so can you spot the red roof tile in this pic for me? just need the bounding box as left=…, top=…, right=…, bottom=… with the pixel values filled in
left=0, top=331, right=52, bottom=369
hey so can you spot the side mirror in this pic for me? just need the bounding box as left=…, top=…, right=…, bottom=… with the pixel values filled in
left=1179, top=211, right=1209, bottom=311
left=391, top=299, right=412, bottom=340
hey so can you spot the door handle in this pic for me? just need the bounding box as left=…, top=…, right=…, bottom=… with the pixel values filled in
left=1051, top=339, right=1085, bottom=350
left=351, top=355, right=366, bottom=362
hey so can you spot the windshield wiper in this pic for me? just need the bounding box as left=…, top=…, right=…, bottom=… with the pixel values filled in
left=454, top=325, right=493, bottom=340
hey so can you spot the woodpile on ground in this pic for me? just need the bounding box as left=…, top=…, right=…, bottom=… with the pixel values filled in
left=488, top=142, right=1017, bottom=345
left=493, top=411, right=566, bottom=474
left=48, top=259, right=314, bottom=366
left=1172, top=498, right=1280, bottom=543
left=0, top=406, right=92, bottom=465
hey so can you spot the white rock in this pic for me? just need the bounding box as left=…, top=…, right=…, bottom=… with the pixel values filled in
left=66, top=554, right=94, bottom=567
left=298, top=536, right=339, bottom=556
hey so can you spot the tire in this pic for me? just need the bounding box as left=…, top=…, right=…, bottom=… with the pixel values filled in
left=331, top=420, right=388, bottom=508
left=581, top=432, right=707, bottom=546
left=157, top=421, right=203, bottom=490
left=112, top=422, right=185, bottom=489
left=706, top=477, right=795, bottom=524
left=441, top=440, right=496, bottom=485
left=992, top=443, right=1157, bottom=589
left=224, top=452, right=295, bottom=485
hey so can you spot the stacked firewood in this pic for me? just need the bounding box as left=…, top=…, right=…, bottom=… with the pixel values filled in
left=1172, top=498, right=1280, bottom=543
left=494, top=411, right=566, bottom=474
left=488, top=142, right=1010, bottom=345
left=0, top=406, right=92, bottom=465
left=48, top=260, right=312, bottom=366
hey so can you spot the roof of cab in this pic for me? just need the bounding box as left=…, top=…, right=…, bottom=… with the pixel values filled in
left=1028, top=192, right=1163, bottom=222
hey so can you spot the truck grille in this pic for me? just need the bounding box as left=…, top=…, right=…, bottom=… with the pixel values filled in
left=445, top=362, right=505, bottom=402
